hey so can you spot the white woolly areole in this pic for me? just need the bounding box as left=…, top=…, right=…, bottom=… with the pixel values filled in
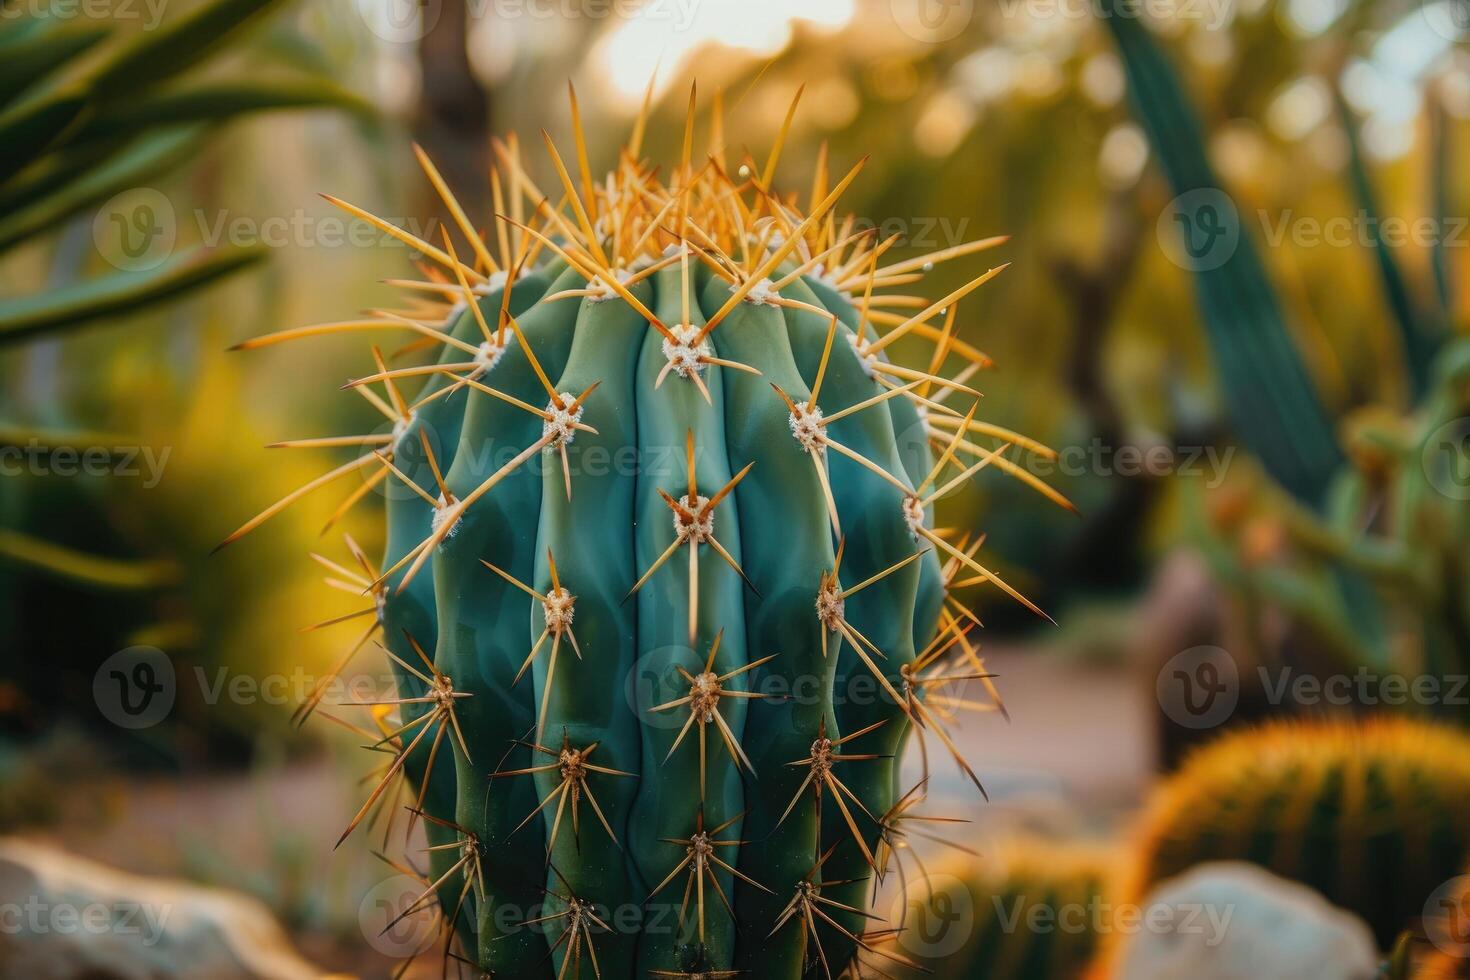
left=808, top=736, right=834, bottom=778
left=673, top=493, right=713, bottom=544
left=391, top=411, right=417, bottom=451
left=440, top=278, right=502, bottom=328
left=808, top=263, right=841, bottom=293
left=737, top=277, right=782, bottom=307
left=474, top=337, right=507, bottom=374
left=542, top=587, right=575, bottom=633
left=788, top=401, right=825, bottom=452
left=688, top=672, right=720, bottom=723
left=661, top=323, right=711, bottom=380
left=902, top=494, right=926, bottom=536
left=542, top=393, right=584, bottom=450
left=914, top=401, right=938, bottom=441
left=816, top=581, right=845, bottom=632
left=432, top=494, right=462, bottom=539
left=846, top=331, right=880, bottom=379
left=586, top=269, right=632, bottom=303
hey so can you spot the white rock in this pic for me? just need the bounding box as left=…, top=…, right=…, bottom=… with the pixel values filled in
left=1116, top=862, right=1380, bottom=980
left=0, top=838, right=333, bottom=980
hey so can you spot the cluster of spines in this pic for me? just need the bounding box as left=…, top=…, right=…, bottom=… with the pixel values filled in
left=221, top=81, right=1071, bottom=979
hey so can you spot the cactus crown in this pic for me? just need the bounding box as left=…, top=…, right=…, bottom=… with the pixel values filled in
left=1128, top=717, right=1470, bottom=950
left=226, top=84, right=1066, bottom=978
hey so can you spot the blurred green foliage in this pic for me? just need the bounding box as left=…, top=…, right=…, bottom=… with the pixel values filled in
left=0, top=0, right=373, bottom=762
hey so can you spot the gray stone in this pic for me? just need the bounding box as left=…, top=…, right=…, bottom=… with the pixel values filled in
left=0, top=838, right=333, bottom=980
left=1116, top=861, right=1380, bottom=980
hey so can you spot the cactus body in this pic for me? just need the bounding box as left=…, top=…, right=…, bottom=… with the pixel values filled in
left=1125, top=718, right=1470, bottom=950
left=893, top=841, right=1114, bottom=980
left=227, top=93, right=1060, bottom=977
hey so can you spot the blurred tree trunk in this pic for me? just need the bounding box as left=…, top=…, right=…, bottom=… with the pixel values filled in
left=416, top=1, right=491, bottom=225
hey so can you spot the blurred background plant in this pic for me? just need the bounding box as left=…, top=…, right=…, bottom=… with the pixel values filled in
left=0, top=0, right=1466, bottom=975
left=0, top=0, right=374, bottom=772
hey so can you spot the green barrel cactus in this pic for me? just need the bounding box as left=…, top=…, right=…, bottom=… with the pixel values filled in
left=222, top=86, right=1063, bottom=978
left=891, top=838, right=1115, bottom=980
left=1124, top=717, right=1470, bottom=950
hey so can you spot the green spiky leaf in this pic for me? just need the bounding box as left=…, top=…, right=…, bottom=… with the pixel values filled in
left=1102, top=3, right=1343, bottom=507
left=69, top=79, right=375, bottom=143
left=88, top=0, right=292, bottom=95
left=0, top=243, right=266, bottom=344
left=0, top=24, right=110, bottom=109
left=0, top=125, right=204, bottom=253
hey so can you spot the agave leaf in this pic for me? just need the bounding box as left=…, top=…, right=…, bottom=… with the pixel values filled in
left=0, top=125, right=204, bottom=254
left=0, top=243, right=266, bottom=345
left=0, top=528, right=179, bottom=590
left=0, top=88, right=92, bottom=185
left=0, top=0, right=293, bottom=183
left=0, top=423, right=141, bottom=450
left=1428, top=93, right=1453, bottom=322
left=0, top=24, right=110, bottom=110
left=1102, top=4, right=1343, bottom=507
left=0, top=138, right=127, bottom=221
left=88, top=0, right=292, bottom=96
left=0, top=13, right=50, bottom=45
left=1335, top=89, right=1443, bottom=400
left=70, top=79, right=375, bottom=144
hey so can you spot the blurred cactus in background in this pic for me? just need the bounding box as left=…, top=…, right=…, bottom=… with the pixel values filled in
left=892, top=839, right=1115, bottom=980
left=1104, top=1, right=1470, bottom=696
left=1123, top=717, right=1470, bottom=949
left=223, top=84, right=1067, bottom=976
